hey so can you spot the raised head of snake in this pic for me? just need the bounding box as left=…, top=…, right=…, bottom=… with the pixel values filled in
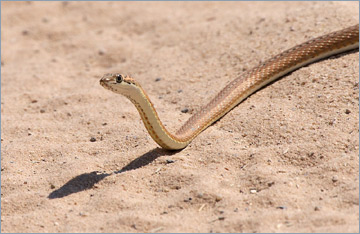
left=100, top=73, right=191, bottom=150
left=100, top=74, right=140, bottom=97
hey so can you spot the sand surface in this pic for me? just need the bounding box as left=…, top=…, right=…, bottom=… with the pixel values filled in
left=1, top=1, right=359, bottom=233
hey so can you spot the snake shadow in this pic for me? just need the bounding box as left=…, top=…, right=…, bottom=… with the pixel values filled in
left=48, top=148, right=177, bottom=199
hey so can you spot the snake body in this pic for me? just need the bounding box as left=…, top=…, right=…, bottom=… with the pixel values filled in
left=100, top=25, right=359, bottom=150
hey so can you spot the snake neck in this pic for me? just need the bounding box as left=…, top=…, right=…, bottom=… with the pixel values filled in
left=127, top=85, right=192, bottom=150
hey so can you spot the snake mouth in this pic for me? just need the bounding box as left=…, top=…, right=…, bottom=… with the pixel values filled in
left=99, top=78, right=115, bottom=91
left=99, top=78, right=108, bottom=87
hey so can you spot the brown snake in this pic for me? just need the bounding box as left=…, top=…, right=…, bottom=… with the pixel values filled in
left=100, top=24, right=359, bottom=150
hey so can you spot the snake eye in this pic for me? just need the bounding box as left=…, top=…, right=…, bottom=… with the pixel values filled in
left=115, top=74, right=123, bottom=83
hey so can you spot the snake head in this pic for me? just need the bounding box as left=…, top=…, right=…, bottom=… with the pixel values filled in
left=100, top=73, right=140, bottom=95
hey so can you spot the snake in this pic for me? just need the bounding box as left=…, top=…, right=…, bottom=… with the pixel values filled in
left=100, top=24, right=359, bottom=150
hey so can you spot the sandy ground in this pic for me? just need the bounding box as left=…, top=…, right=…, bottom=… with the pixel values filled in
left=1, top=1, right=359, bottom=233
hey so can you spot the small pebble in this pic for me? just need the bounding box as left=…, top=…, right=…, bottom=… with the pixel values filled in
left=22, top=30, right=29, bottom=35
left=183, top=197, right=192, bottom=202
left=345, top=109, right=351, bottom=114
left=181, top=108, right=189, bottom=113
left=50, top=184, right=55, bottom=189
left=328, top=119, right=336, bottom=125
left=98, top=49, right=106, bottom=55
left=276, top=206, right=287, bottom=210
left=332, top=176, right=338, bottom=183
left=177, top=89, right=183, bottom=93
left=79, top=212, right=88, bottom=217
left=215, top=195, right=222, bottom=202
left=40, top=109, right=45, bottom=113
left=250, top=189, right=257, bottom=194
left=314, top=206, right=320, bottom=211
left=166, top=159, right=175, bottom=164
left=155, top=78, right=161, bottom=82
left=170, top=185, right=181, bottom=190
left=90, top=137, right=96, bottom=142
